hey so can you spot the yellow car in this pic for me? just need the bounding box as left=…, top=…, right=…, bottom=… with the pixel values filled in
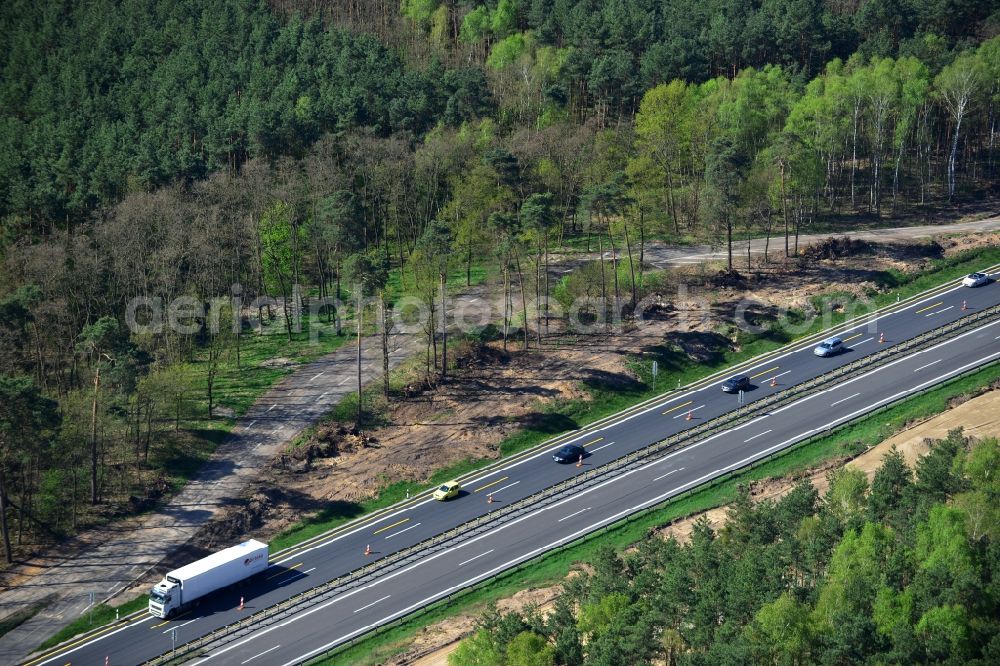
left=432, top=480, right=461, bottom=501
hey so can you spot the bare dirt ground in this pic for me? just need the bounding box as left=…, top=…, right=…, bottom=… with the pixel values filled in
left=1, top=218, right=995, bottom=660
left=401, top=584, right=568, bottom=666
left=390, top=388, right=1000, bottom=666
left=192, top=228, right=999, bottom=554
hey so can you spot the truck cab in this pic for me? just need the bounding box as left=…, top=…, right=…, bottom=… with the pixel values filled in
left=149, top=577, right=181, bottom=618
left=147, top=540, right=268, bottom=619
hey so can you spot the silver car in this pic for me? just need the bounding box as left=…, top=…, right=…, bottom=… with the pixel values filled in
left=962, top=272, right=989, bottom=287
left=813, top=337, right=844, bottom=357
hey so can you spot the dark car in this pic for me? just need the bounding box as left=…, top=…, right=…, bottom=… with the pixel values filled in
left=553, top=444, right=586, bottom=464
left=721, top=375, right=751, bottom=393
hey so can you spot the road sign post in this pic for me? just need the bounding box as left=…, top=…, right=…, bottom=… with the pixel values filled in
left=170, top=628, right=177, bottom=655
left=651, top=360, right=658, bottom=389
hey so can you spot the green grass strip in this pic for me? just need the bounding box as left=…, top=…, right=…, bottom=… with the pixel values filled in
left=313, top=359, right=1000, bottom=665
left=36, top=595, right=149, bottom=652
left=272, top=243, right=1000, bottom=550
left=32, top=245, right=1000, bottom=657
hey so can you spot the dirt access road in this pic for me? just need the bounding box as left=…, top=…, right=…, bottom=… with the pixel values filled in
left=0, top=326, right=424, bottom=661
left=640, top=216, right=1000, bottom=268
left=1, top=213, right=997, bottom=662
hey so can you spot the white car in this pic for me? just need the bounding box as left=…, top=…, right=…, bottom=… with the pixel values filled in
left=961, top=272, right=989, bottom=287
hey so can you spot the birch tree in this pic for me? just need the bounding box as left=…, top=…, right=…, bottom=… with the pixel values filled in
left=891, top=58, right=930, bottom=210
left=936, top=54, right=980, bottom=200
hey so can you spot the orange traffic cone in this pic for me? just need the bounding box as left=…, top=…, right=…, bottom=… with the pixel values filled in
left=576, top=454, right=583, bottom=468
left=238, top=596, right=244, bottom=611
left=879, top=332, right=885, bottom=344
left=364, top=544, right=372, bottom=556
left=770, top=376, right=777, bottom=387
left=962, top=300, right=967, bottom=311
left=487, top=493, right=494, bottom=504
left=685, top=409, right=693, bottom=421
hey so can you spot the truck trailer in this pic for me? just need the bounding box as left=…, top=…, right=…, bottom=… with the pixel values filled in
left=148, top=539, right=268, bottom=619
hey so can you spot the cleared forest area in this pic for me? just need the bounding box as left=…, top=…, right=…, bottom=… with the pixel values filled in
left=1, top=0, right=998, bottom=572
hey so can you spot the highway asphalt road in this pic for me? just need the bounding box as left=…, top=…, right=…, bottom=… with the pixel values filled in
left=28, top=274, right=1000, bottom=666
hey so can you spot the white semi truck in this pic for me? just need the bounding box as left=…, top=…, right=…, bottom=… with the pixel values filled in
left=148, top=540, right=268, bottom=619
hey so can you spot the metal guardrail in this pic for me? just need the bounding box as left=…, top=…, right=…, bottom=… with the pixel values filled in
left=220, top=262, right=1000, bottom=578
left=23, top=265, right=1000, bottom=666
left=143, top=301, right=1000, bottom=665
left=167, top=259, right=1000, bottom=563
left=311, top=352, right=1000, bottom=666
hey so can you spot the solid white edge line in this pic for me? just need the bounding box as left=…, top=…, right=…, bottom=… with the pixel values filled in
left=273, top=338, right=1000, bottom=666
left=31, top=613, right=155, bottom=666
left=206, top=335, right=1000, bottom=666
left=90, top=285, right=1000, bottom=665
left=293, top=279, right=979, bottom=561
left=56, top=293, right=994, bottom=665
left=771, top=318, right=1000, bottom=416
left=453, top=276, right=973, bottom=486
left=276, top=285, right=996, bottom=579
left=273, top=498, right=436, bottom=565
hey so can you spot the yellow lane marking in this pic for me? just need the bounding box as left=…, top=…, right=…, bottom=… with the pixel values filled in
left=149, top=610, right=190, bottom=629
left=24, top=611, right=152, bottom=666
left=662, top=400, right=693, bottom=416
left=373, top=518, right=410, bottom=535
left=31, top=270, right=996, bottom=666
left=915, top=301, right=943, bottom=314
left=842, top=333, right=862, bottom=342
left=281, top=429, right=612, bottom=556
left=267, top=562, right=303, bottom=580
left=749, top=365, right=780, bottom=380
left=582, top=437, right=604, bottom=447
left=279, top=495, right=426, bottom=558
left=275, top=264, right=1000, bottom=562
left=474, top=476, right=510, bottom=493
